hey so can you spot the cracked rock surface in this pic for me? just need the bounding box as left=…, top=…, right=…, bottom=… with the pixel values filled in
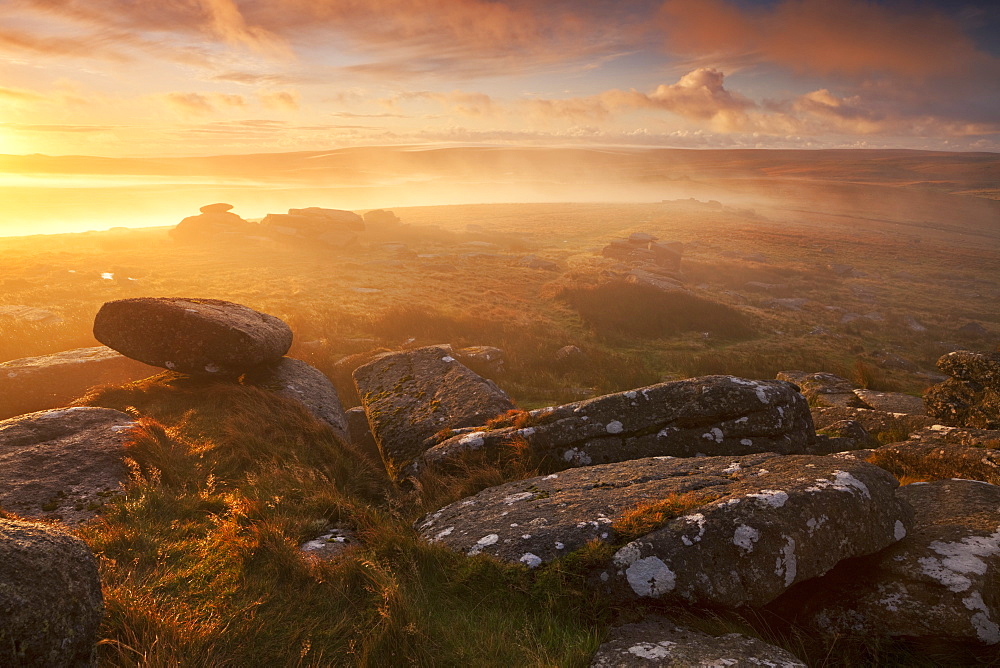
left=417, top=453, right=910, bottom=607
left=414, top=376, right=816, bottom=477
left=589, top=616, right=806, bottom=667
left=775, top=479, right=1000, bottom=645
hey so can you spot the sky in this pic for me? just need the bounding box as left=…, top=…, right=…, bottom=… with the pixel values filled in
left=0, top=0, right=998, bottom=157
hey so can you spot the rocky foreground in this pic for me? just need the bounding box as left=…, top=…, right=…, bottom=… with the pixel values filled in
left=0, top=296, right=998, bottom=665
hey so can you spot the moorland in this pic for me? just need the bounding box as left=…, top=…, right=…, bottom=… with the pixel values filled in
left=1, top=147, right=999, bottom=665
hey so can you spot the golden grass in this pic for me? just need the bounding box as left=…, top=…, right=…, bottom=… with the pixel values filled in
left=612, top=492, right=724, bottom=543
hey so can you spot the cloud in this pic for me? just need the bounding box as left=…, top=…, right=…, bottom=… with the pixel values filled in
left=258, top=90, right=300, bottom=111
left=657, top=0, right=995, bottom=78
left=0, top=86, right=45, bottom=103
left=386, top=90, right=496, bottom=117
left=164, top=92, right=247, bottom=116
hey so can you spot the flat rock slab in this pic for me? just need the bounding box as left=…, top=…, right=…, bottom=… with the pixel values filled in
left=776, top=371, right=862, bottom=409
left=0, top=407, right=137, bottom=524
left=811, top=406, right=937, bottom=442
left=417, top=453, right=910, bottom=608
left=353, top=345, right=515, bottom=474
left=777, top=480, right=1000, bottom=646
left=0, top=304, right=63, bottom=324
left=0, top=518, right=103, bottom=667
left=853, top=389, right=926, bottom=415
left=94, top=297, right=292, bottom=376
left=872, top=425, right=1000, bottom=485
left=590, top=616, right=805, bottom=667
left=414, top=376, right=816, bottom=477
left=0, top=345, right=159, bottom=420
left=241, top=357, right=348, bottom=439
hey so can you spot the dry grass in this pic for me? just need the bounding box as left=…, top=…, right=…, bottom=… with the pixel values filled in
left=613, top=492, right=724, bottom=542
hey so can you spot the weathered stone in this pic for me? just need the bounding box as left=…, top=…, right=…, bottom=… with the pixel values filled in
left=353, top=345, right=515, bottom=475
left=170, top=210, right=256, bottom=243
left=778, top=480, right=1000, bottom=646
left=937, top=350, right=1000, bottom=389
left=627, top=268, right=688, bottom=294
left=0, top=346, right=159, bottom=420
left=286, top=207, right=365, bottom=230
left=454, top=345, right=506, bottom=376
left=518, top=254, right=560, bottom=271
left=776, top=371, right=862, bottom=408
left=363, top=209, right=400, bottom=226
left=414, top=376, right=816, bottom=477
left=924, top=377, right=1000, bottom=429
left=555, top=345, right=585, bottom=363
left=199, top=202, right=233, bottom=213
left=853, top=389, right=926, bottom=415
left=0, top=407, right=135, bottom=524
left=870, top=425, right=1000, bottom=485
left=590, top=616, right=806, bottom=667
left=94, top=297, right=292, bottom=376
left=417, top=453, right=910, bottom=608
left=649, top=241, right=682, bottom=270
left=0, top=518, right=103, bottom=667
left=810, top=406, right=937, bottom=443
left=817, top=419, right=874, bottom=449
left=299, top=526, right=358, bottom=561
left=241, top=357, right=347, bottom=439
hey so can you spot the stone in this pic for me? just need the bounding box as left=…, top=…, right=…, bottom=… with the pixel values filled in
left=0, top=407, right=136, bottom=524
left=924, top=378, right=1000, bottom=429
left=353, top=345, right=515, bottom=475
left=286, top=207, right=365, bottom=230
left=649, top=241, right=683, bottom=270
left=299, top=526, right=358, bottom=561
left=199, top=202, right=233, bottom=213
left=779, top=480, right=1000, bottom=646
left=93, top=297, right=293, bottom=376
left=0, top=518, right=103, bottom=667
left=0, top=346, right=159, bottom=420
left=852, top=389, right=926, bottom=415
left=776, top=371, right=861, bottom=408
left=363, top=209, right=400, bottom=226
left=554, top=345, right=585, bottom=363
left=414, top=376, right=817, bottom=477
left=818, top=419, right=873, bottom=447
left=810, top=406, right=937, bottom=443
left=627, top=268, right=688, bottom=294
left=628, top=232, right=658, bottom=245
left=241, top=357, right=348, bottom=439
left=870, top=425, right=1000, bottom=485
left=518, top=255, right=560, bottom=271
left=0, top=305, right=63, bottom=325
left=937, top=351, right=1000, bottom=388
left=169, top=210, right=257, bottom=243
left=454, top=346, right=506, bottom=376
left=590, top=616, right=806, bottom=667
left=417, top=453, right=911, bottom=608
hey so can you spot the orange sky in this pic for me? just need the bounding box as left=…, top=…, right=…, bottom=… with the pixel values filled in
left=0, top=0, right=998, bottom=156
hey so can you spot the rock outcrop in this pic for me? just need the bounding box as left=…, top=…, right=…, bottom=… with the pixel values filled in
left=810, top=406, right=937, bottom=443
left=353, top=345, right=515, bottom=475
left=0, top=346, right=159, bottom=420
left=0, top=407, right=136, bottom=524
left=590, top=616, right=806, bottom=667
left=418, top=453, right=911, bottom=608
left=869, top=425, right=1000, bottom=485
left=776, top=371, right=862, bottom=408
left=363, top=209, right=400, bottom=226
left=0, top=518, right=104, bottom=667
left=170, top=203, right=257, bottom=243
left=778, top=479, right=1000, bottom=646
left=241, top=357, right=348, bottom=439
left=94, top=297, right=292, bottom=376
left=925, top=351, right=1000, bottom=429
left=414, top=376, right=816, bottom=477
left=852, top=389, right=925, bottom=415
left=262, top=208, right=364, bottom=247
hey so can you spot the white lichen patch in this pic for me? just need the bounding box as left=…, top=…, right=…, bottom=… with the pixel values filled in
left=894, top=520, right=907, bottom=541
left=918, top=528, right=1000, bottom=593
left=657, top=426, right=680, bottom=438
left=806, top=515, right=829, bottom=535
left=613, top=542, right=643, bottom=568
left=520, top=553, right=543, bottom=569
left=775, top=535, right=798, bottom=586
left=624, top=391, right=637, bottom=399
left=625, top=556, right=677, bottom=597
left=164, top=361, right=176, bottom=370
left=702, top=427, right=724, bottom=443
left=204, top=363, right=221, bottom=373
left=441, top=356, right=456, bottom=362
left=555, top=542, right=565, bottom=550
left=733, top=524, right=760, bottom=552
left=740, top=439, right=753, bottom=447
left=722, top=462, right=742, bottom=474
left=459, top=431, right=486, bottom=449
left=680, top=513, right=707, bottom=546
left=563, top=448, right=592, bottom=466
left=746, top=489, right=788, bottom=508
left=503, top=491, right=534, bottom=505
left=468, top=533, right=500, bottom=555
left=517, top=427, right=536, bottom=438
left=432, top=526, right=454, bottom=541
left=627, top=641, right=677, bottom=660
left=962, top=591, right=1000, bottom=644
left=606, top=420, right=624, bottom=434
